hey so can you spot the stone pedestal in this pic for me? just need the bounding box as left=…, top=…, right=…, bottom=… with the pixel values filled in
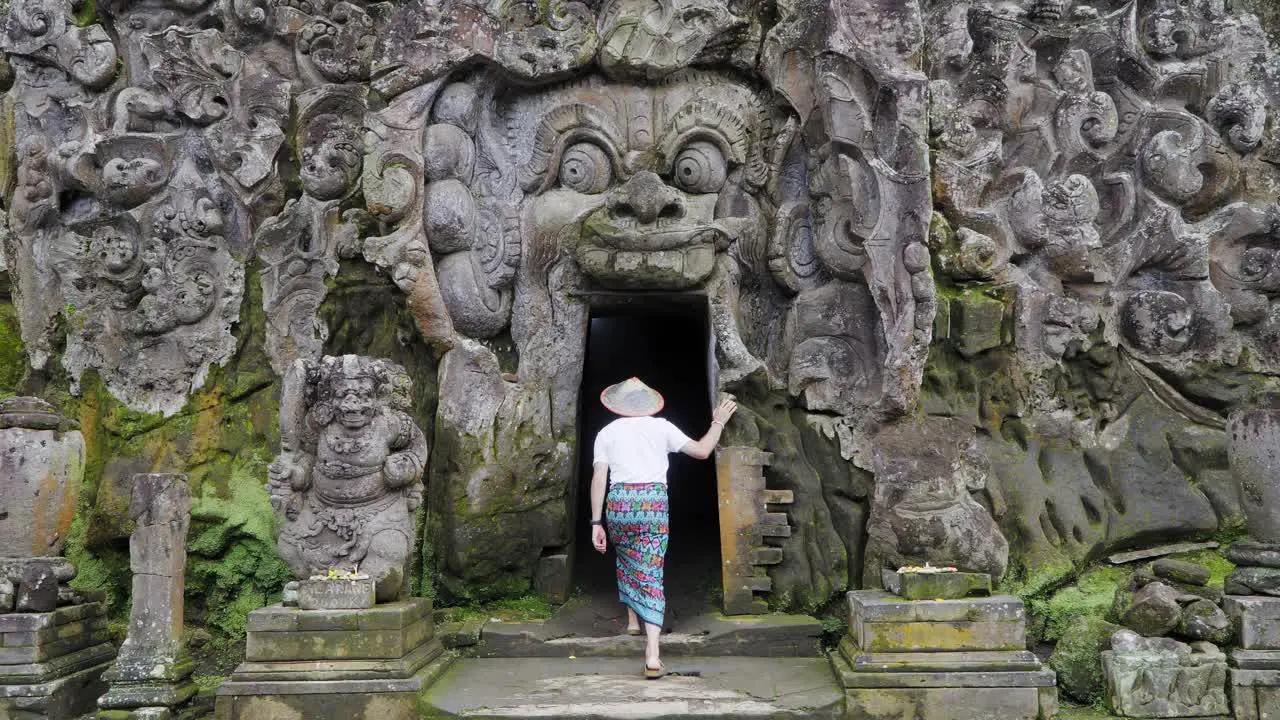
left=214, top=599, right=450, bottom=720
left=1225, top=596, right=1280, bottom=720
left=0, top=601, right=116, bottom=719
left=832, top=591, right=1057, bottom=720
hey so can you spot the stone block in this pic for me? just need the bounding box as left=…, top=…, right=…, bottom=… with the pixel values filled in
left=882, top=570, right=991, bottom=600
left=439, top=619, right=485, bottom=649
left=214, top=651, right=452, bottom=720
left=297, top=578, right=376, bottom=611
left=1227, top=542, right=1280, bottom=569
left=1152, top=559, right=1212, bottom=586
left=1227, top=567, right=1280, bottom=597
left=843, top=686, right=1051, bottom=720
left=1232, top=650, right=1280, bottom=670
left=951, top=292, right=1007, bottom=357
left=1102, top=649, right=1229, bottom=718
left=0, top=642, right=115, bottom=684
left=230, top=638, right=444, bottom=683
left=1225, top=596, right=1280, bottom=650
left=1230, top=672, right=1280, bottom=720
left=847, top=592, right=1026, bottom=652
left=0, top=656, right=111, bottom=720
left=838, top=637, right=1042, bottom=673
left=246, top=618, right=430, bottom=662
left=533, top=554, right=570, bottom=605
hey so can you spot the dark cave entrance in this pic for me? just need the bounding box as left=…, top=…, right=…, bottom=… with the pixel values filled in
left=573, top=296, right=722, bottom=619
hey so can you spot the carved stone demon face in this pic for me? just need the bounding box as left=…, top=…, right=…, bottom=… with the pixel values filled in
left=508, top=72, right=765, bottom=289
left=331, top=375, right=379, bottom=429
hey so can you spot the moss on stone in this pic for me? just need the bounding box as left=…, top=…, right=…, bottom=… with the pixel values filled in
left=1050, top=616, right=1122, bottom=706
left=1038, top=565, right=1130, bottom=642
left=1166, top=549, right=1235, bottom=588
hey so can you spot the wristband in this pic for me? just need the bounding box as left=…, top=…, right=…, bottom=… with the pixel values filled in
left=590, top=520, right=602, bottom=526
left=711, top=420, right=724, bottom=427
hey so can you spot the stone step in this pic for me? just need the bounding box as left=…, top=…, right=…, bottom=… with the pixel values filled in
left=421, top=656, right=844, bottom=718
left=465, top=613, right=824, bottom=658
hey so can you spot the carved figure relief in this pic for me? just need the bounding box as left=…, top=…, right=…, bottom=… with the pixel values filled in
left=268, top=355, right=429, bottom=602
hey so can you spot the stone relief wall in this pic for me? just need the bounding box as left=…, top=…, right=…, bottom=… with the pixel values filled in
left=1, top=0, right=1280, bottom=686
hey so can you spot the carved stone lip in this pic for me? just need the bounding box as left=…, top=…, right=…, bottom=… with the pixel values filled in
left=892, top=499, right=962, bottom=513
left=584, top=226, right=726, bottom=251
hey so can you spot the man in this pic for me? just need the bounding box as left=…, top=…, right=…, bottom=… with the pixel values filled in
left=589, top=377, right=738, bottom=678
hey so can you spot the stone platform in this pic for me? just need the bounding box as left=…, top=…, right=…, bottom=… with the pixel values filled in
left=834, top=591, right=1056, bottom=720
left=0, top=602, right=115, bottom=720
left=421, top=656, right=843, bottom=718
left=1226, top=596, right=1280, bottom=720
left=214, top=599, right=449, bottom=720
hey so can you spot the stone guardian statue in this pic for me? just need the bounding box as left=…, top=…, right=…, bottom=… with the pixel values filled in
left=267, top=355, right=428, bottom=602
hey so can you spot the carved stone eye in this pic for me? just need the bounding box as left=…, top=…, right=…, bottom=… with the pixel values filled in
left=672, top=141, right=727, bottom=194
left=558, top=142, right=611, bottom=194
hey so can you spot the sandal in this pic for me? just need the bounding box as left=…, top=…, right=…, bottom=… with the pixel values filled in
left=626, top=627, right=642, bottom=636
left=643, top=661, right=665, bottom=679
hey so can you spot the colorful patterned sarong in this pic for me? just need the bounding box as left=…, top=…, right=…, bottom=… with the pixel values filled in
left=605, top=482, right=670, bottom=628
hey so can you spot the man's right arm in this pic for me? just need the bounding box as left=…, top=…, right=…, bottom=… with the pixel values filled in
left=680, top=398, right=738, bottom=459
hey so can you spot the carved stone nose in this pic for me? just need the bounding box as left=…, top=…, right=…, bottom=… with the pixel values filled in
left=610, top=171, right=684, bottom=224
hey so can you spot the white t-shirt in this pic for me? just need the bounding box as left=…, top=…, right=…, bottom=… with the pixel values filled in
left=593, top=416, right=694, bottom=485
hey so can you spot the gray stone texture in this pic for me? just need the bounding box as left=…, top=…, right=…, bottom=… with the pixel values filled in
left=268, top=355, right=428, bottom=604
left=217, top=599, right=444, bottom=720
left=97, top=473, right=195, bottom=714
left=1104, top=630, right=1229, bottom=718
left=0, top=398, right=84, bottom=561
left=7, top=0, right=1280, bottom=680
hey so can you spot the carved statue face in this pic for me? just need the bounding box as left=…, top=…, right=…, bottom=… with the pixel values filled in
left=90, top=228, right=139, bottom=276
left=509, top=73, right=764, bottom=289
left=300, top=118, right=363, bottom=201
left=102, top=156, right=166, bottom=205
left=333, top=375, right=377, bottom=429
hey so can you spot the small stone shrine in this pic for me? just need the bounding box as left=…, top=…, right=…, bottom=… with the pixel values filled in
left=1102, top=630, right=1230, bottom=719
left=97, top=473, right=198, bottom=719
left=0, top=397, right=115, bottom=720
left=1223, top=408, right=1280, bottom=720
left=215, top=355, right=445, bottom=720
left=834, top=567, right=1058, bottom=720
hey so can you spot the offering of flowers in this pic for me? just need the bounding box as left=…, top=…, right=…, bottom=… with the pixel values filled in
left=895, top=562, right=958, bottom=574
left=310, top=567, right=370, bottom=581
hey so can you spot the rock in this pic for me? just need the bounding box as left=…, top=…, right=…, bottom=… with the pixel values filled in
left=1227, top=541, right=1280, bottom=568
left=0, top=577, right=12, bottom=612
left=1103, top=632, right=1230, bottom=719
left=1131, top=566, right=1223, bottom=604
left=1227, top=409, right=1280, bottom=543
left=1226, top=566, right=1280, bottom=596
left=865, top=417, right=1009, bottom=583
left=1177, top=599, right=1232, bottom=644
left=13, top=563, right=58, bottom=613
left=269, top=356, right=429, bottom=603
left=0, top=398, right=85, bottom=558
left=1049, top=617, right=1121, bottom=705
left=1152, top=559, right=1211, bottom=586
left=882, top=569, right=991, bottom=600
left=1121, top=582, right=1182, bottom=637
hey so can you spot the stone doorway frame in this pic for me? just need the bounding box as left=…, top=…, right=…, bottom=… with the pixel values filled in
left=561, top=291, right=790, bottom=616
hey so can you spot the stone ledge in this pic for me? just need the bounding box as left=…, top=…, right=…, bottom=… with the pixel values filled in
left=217, top=650, right=452, bottom=697
left=245, top=616, right=431, bottom=662
left=0, top=642, right=115, bottom=683
left=1232, top=650, right=1280, bottom=670
left=245, top=600, right=431, bottom=634
left=1231, top=668, right=1280, bottom=686
left=228, top=637, right=444, bottom=682
left=847, top=591, right=1025, bottom=623
left=837, top=637, right=1042, bottom=673
left=0, top=659, right=110, bottom=718
left=0, top=603, right=105, bottom=634
left=473, top=614, right=822, bottom=658
left=844, top=687, right=1056, bottom=720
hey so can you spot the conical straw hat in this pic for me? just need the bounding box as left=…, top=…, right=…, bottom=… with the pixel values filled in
left=600, top=377, right=665, bottom=417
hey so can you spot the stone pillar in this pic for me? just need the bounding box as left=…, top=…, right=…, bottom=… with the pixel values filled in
left=1225, top=408, right=1280, bottom=719
left=97, top=473, right=196, bottom=718
left=0, top=397, right=115, bottom=720
left=714, top=447, right=791, bottom=615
